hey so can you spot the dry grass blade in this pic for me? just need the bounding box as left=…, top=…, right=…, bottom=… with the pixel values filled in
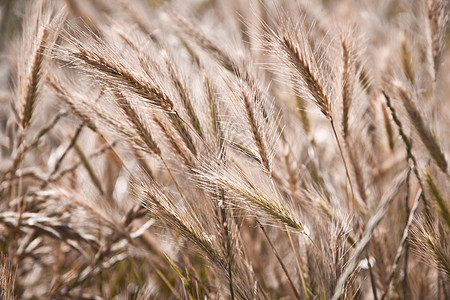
left=74, top=144, right=104, bottom=195
left=49, top=140, right=118, bottom=184
left=47, top=123, right=84, bottom=179
left=347, top=146, right=367, bottom=203
left=381, top=103, right=395, bottom=151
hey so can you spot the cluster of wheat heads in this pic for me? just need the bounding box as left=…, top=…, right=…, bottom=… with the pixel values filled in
left=0, top=0, right=449, bottom=299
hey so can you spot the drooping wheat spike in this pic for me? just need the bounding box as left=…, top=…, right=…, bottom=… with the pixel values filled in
left=340, top=36, right=354, bottom=140
left=57, top=29, right=174, bottom=112
left=169, top=11, right=235, bottom=73
left=425, top=0, right=448, bottom=127
left=267, top=19, right=331, bottom=119
left=131, top=39, right=200, bottom=157
left=57, top=86, right=149, bottom=156
left=163, top=52, right=204, bottom=139
left=426, top=0, right=448, bottom=81
left=113, top=91, right=161, bottom=156
left=152, top=115, right=193, bottom=167
left=18, top=1, right=64, bottom=131
left=166, top=112, right=198, bottom=157
left=236, top=79, right=273, bottom=176
left=266, top=15, right=357, bottom=206
left=58, top=26, right=201, bottom=157
left=47, top=72, right=97, bottom=132
left=410, top=218, right=450, bottom=278
left=18, top=3, right=48, bottom=131
left=215, top=187, right=235, bottom=300
left=339, top=31, right=368, bottom=203
left=20, top=27, right=47, bottom=131
left=133, top=176, right=254, bottom=299
left=204, top=75, right=224, bottom=149
left=396, top=85, right=447, bottom=173
left=138, top=180, right=224, bottom=266
left=198, top=160, right=305, bottom=233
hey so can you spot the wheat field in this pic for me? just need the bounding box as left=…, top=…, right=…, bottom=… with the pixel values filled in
left=0, top=0, right=449, bottom=299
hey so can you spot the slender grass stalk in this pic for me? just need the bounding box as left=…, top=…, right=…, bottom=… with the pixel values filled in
left=285, top=225, right=309, bottom=299
left=382, top=91, right=431, bottom=217
left=380, top=189, right=422, bottom=300
left=257, top=220, right=301, bottom=300
left=332, top=170, right=407, bottom=300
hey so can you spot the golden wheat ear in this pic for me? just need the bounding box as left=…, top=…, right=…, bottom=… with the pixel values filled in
left=426, top=0, right=449, bottom=80
left=410, top=217, right=450, bottom=279
left=17, top=0, right=65, bottom=132
left=395, top=85, right=448, bottom=174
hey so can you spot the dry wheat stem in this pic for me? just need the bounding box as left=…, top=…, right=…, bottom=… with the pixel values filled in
left=383, top=91, right=431, bottom=217
left=380, top=188, right=422, bottom=300
left=332, top=170, right=407, bottom=300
